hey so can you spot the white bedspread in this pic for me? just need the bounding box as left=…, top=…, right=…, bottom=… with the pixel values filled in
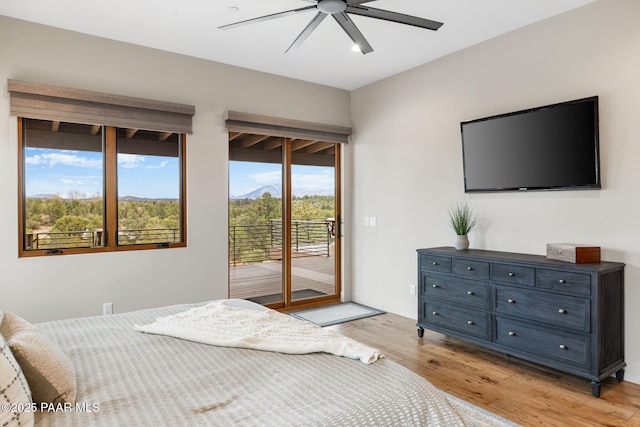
left=34, top=301, right=520, bottom=426
left=134, top=300, right=383, bottom=364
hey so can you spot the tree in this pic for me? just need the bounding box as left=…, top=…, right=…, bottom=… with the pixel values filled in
left=50, top=215, right=91, bottom=247
left=46, top=197, right=67, bottom=224
left=51, top=215, right=89, bottom=233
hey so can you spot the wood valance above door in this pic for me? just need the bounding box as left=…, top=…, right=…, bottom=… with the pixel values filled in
left=225, top=111, right=351, bottom=144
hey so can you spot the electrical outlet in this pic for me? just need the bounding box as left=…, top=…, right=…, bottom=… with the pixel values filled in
left=369, top=217, right=377, bottom=227
left=103, top=302, right=113, bottom=316
left=410, top=284, right=416, bottom=296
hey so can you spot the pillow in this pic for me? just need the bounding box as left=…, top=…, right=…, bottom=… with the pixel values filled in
left=0, top=313, right=76, bottom=405
left=1, top=333, right=35, bottom=427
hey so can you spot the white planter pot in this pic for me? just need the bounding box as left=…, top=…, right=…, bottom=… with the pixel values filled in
left=454, top=235, right=469, bottom=250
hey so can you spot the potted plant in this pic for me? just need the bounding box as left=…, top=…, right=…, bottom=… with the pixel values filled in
left=448, top=201, right=478, bottom=250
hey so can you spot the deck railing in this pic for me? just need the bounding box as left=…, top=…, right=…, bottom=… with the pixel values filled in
left=229, top=219, right=334, bottom=266
left=117, top=228, right=181, bottom=245
left=27, top=220, right=332, bottom=262
left=26, top=228, right=181, bottom=249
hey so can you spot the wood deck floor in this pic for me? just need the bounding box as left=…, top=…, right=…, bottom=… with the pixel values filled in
left=229, top=252, right=335, bottom=301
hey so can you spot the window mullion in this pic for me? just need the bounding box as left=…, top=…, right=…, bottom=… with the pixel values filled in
left=104, top=126, right=118, bottom=249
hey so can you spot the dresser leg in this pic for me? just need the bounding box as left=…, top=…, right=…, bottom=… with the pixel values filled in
left=616, top=369, right=625, bottom=382
left=417, top=327, right=424, bottom=338
left=591, top=381, right=601, bottom=398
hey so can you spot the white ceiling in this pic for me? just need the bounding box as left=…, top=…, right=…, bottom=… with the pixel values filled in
left=0, top=0, right=595, bottom=90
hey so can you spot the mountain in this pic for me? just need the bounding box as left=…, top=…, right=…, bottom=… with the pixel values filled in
left=231, top=184, right=333, bottom=199
left=233, top=185, right=282, bottom=199
left=28, top=194, right=177, bottom=202
left=30, top=193, right=58, bottom=199
left=118, top=196, right=178, bottom=202
left=292, top=187, right=334, bottom=198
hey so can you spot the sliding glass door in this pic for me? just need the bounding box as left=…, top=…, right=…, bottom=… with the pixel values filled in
left=229, top=134, right=340, bottom=308
left=229, top=143, right=283, bottom=305
left=289, top=142, right=339, bottom=303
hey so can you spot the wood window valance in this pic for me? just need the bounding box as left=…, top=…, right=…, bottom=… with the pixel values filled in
left=8, top=79, right=195, bottom=134
left=225, top=111, right=351, bottom=144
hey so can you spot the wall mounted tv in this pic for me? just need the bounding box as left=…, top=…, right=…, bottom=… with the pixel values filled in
left=460, top=96, right=601, bottom=193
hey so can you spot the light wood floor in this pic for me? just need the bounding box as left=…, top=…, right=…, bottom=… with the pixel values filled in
left=327, top=311, right=640, bottom=427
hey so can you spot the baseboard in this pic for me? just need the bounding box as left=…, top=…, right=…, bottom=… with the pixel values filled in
left=350, top=292, right=416, bottom=321
left=622, top=361, right=640, bottom=385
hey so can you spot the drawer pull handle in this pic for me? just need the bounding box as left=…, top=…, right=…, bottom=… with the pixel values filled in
left=559, top=279, right=566, bottom=284
left=432, top=284, right=439, bottom=288
left=432, top=262, right=438, bottom=266
left=467, top=291, right=474, bottom=296
left=508, top=299, right=516, bottom=304
left=559, top=344, right=567, bottom=350
left=467, top=266, right=473, bottom=271
left=467, top=320, right=474, bottom=325
left=558, top=309, right=566, bottom=314
left=508, top=331, right=516, bottom=336
left=432, top=311, right=439, bottom=316
left=508, top=272, right=515, bottom=277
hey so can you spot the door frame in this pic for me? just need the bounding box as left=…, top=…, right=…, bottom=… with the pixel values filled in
left=281, top=138, right=341, bottom=309
left=228, top=135, right=342, bottom=310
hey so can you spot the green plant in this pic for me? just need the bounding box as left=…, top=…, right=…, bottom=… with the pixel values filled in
left=448, top=201, right=478, bottom=236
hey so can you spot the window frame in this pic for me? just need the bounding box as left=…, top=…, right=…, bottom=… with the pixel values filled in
left=18, top=118, right=187, bottom=258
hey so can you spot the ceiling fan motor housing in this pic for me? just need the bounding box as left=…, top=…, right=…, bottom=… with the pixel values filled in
left=219, top=0, right=443, bottom=55
left=318, top=0, right=347, bottom=14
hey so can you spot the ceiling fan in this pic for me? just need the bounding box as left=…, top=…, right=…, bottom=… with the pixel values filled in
left=219, top=0, right=444, bottom=55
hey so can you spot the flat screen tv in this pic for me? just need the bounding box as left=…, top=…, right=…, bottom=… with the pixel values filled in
left=460, top=96, right=601, bottom=193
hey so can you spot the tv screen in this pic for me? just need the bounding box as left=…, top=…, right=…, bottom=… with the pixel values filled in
left=461, top=96, right=601, bottom=193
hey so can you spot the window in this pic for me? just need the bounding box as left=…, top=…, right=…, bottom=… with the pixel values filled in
left=19, top=118, right=186, bottom=257
left=9, top=79, right=194, bottom=258
left=116, top=128, right=184, bottom=246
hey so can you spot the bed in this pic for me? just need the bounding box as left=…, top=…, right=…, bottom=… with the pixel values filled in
left=3, top=300, right=518, bottom=426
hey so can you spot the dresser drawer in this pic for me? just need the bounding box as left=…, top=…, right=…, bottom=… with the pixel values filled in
left=536, top=269, right=591, bottom=296
left=495, top=286, right=590, bottom=332
left=490, top=263, right=535, bottom=286
left=422, top=273, right=489, bottom=309
left=452, top=258, right=490, bottom=279
left=496, top=317, right=589, bottom=369
left=424, top=301, right=490, bottom=340
left=420, top=254, right=452, bottom=274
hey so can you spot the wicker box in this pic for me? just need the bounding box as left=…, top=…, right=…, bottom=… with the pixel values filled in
left=546, top=243, right=601, bottom=264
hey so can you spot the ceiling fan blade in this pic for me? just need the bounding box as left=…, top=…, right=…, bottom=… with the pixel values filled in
left=346, top=0, right=378, bottom=5
left=286, top=12, right=328, bottom=53
left=332, top=12, right=373, bottom=54
left=345, top=5, right=444, bottom=31
left=219, top=5, right=316, bottom=30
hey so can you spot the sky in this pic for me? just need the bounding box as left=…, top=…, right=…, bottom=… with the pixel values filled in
left=25, top=147, right=180, bottom=199
left=229, top=161, right=335, bottom=197
left=25, top=149, right=332, bottom=199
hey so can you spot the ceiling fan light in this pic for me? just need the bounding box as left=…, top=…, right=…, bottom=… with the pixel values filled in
left=317, top=0, right=347, bottom=15
left=351, top=44, right=361, bottom=52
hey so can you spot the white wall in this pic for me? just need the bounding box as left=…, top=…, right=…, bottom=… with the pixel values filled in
left=0, top=17, right=350, bottom=322
left=350, top=0, right=640, bottom=383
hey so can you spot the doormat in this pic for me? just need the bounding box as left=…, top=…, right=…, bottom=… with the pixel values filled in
left=248, top=289, right=325, bottom=305
left=290, top=302, right=385, bottom=327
